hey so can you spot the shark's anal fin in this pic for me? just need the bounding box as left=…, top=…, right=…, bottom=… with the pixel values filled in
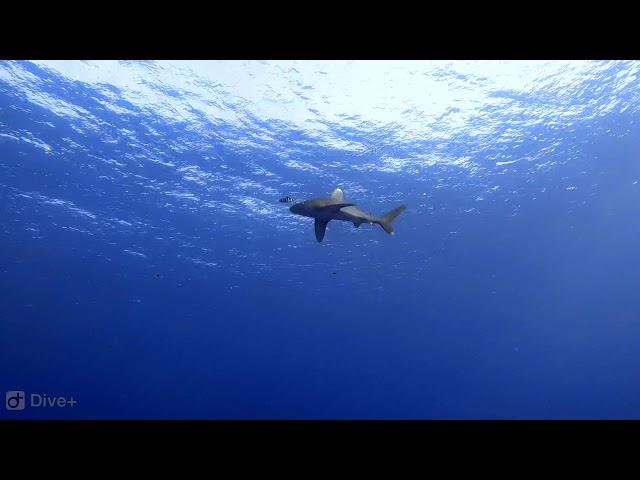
left=315, top=219, right=330, bottom=242
left=320, top=203, right=355, bottom=213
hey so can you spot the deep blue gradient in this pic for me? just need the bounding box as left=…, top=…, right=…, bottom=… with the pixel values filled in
left=1, top=61, right=639, bottom=419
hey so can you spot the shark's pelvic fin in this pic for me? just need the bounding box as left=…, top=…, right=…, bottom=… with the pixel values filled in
left=330, top=188, right=344, bottom=202
left=376, top=205, right=407, bottom=235
left=315, top=218, right=330, bottom=242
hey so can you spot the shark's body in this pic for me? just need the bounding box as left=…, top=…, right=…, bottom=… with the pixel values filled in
left=289, top=188, right=407, bottom=242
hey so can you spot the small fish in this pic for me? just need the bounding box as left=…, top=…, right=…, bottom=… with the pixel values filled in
left=279, top=196, right=296, bottom=204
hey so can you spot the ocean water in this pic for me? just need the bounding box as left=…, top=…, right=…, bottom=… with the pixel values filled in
left=1, top=60, right=639, bottom=420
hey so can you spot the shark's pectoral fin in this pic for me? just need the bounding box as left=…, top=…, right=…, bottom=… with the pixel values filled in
left=353, top=221, right=361, bottom=228
left=314, top=219, right=330, bottom=242
left=320, top=203, right=356, bottom=214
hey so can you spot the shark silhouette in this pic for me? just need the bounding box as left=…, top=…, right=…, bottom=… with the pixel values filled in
left=289, top=188, right=407, bottom=242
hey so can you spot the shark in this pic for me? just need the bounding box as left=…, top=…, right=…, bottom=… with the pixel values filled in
left=289, top=188, right=407, bottom=242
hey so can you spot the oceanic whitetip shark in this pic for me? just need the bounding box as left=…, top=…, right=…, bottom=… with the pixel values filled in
left=288, top=188, right=407, bottom=242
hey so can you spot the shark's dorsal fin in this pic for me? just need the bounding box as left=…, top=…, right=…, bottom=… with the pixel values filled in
left=314, top=218, right=329, bottom=242
left=330, top=188, right=344, bottom=202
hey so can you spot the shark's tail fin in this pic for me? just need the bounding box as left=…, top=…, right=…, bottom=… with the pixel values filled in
left=376, top=205, right=407, bottom=235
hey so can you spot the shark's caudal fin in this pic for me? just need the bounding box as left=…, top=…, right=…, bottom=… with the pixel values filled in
left=376, top=205, right=407, bottom=235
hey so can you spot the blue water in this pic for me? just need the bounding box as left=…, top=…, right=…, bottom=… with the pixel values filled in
left=1, top=60, right=639, bottom=419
